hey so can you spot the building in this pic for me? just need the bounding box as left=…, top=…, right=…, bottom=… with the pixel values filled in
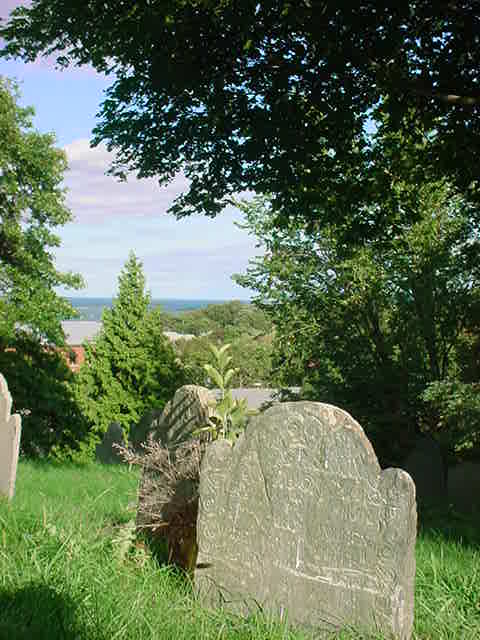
left=61, top=321, right=102, bottom=372
left=60, top=321, right=196, bottom=372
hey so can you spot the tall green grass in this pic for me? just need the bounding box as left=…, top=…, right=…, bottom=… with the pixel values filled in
left=0, top=461, right=479, bottom=639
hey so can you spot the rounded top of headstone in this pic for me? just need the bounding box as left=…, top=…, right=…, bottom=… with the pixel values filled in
left=0, top=373, right=8, bottom=393
left=0, top=373, right=13, bottom=417
left=154, top=384, right=217, bottom=448
left=105, top=422, right=124, bottom=440
left=172, top=385, right=216, bottom=403
left=242, top=401, right=380, bottom=475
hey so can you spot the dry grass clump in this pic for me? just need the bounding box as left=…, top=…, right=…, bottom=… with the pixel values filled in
left=119, top=437, right=205, bottom=574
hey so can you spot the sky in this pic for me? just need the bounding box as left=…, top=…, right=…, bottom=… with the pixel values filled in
left=0, top=1, right=261, bottom=300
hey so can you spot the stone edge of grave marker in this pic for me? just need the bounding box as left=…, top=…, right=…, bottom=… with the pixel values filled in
left=0, top=373, right=22, bottom=500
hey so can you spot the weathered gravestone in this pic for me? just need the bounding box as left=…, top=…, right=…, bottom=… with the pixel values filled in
left=0, top=374, right=22, bottom=500
left=95, top=422, right=125, bottom=464
left=136, top=385, right=217, bottom=552
left=403, top=435, right=446, bottom=506
left=448, top=462, right=480, bottom=514
left=196, top=402, right=417, bottom=640
left=129, top=408, right=163, bottom=452
left=149, top=385, right=216, bottom=449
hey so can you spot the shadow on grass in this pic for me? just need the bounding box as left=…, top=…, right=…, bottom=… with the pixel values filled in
left=0, top=582, right=92, bottom=640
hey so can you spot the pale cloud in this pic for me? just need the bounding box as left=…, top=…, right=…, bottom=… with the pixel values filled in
left=63, top=139, right=190, bottom=221
left=55, top=139, right=261, bottom=298
left=0, top=0, right=29, bottom=21
left=55, top=243, right=258, bottom=299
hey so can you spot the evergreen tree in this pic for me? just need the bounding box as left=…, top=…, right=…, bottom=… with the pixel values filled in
left=72, top=252, right=185, bottom=456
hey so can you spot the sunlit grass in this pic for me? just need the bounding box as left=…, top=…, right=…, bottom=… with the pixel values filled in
left=0, top=461, right=479, bottom=639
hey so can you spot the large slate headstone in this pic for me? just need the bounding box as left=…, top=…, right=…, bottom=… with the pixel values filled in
left=448, top=462, right=480, bottom=514
left=403, top=435, right=446, bottom=506
left=95, top=422, right=125, bottom=464
left=0, top=374, right=22, bottom=500
left=196, top=402, right=417, bottom=640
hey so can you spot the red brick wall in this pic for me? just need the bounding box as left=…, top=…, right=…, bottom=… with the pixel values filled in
left=4, top=344, right=87, bottom=373
left=63, top=345, right=86, bottom=372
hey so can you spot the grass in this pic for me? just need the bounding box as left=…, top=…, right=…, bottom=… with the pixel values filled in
left=413, top=507, right=480, bottom=640
left=0, top=462, right=479, bottom=640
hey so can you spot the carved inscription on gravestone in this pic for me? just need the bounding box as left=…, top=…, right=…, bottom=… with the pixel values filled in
left=196, top=402, right=416, bottom=640
left=0, top=374, right=22, bottom=500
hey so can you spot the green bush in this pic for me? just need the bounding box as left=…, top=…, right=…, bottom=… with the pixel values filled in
left=71, top=253, right=185, bottom=459
left=422, top=380, right=480, bottom=460
left=0, top=332, right=88, bottom=458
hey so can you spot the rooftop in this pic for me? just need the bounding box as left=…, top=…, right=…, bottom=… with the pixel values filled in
left=213, top=387, right=301, bottom=410
left=61, top=321, right=196, bottom=346
left=62, top=321, right=102, bottom=345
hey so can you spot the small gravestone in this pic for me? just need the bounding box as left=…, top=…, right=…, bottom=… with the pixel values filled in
left=136, top=385, right=216, bottom=533
left=129, top=408, right=163, bottom=452
left=152, top=385, right=216, bottom=449
left=448, top=462, right=480, bottom=514
left=95, top=422, right=125, bottom=464
left=196, top=402, right=417, bottom=640
left=0, top=374, right=22, bottom=500
left=403, top=435, right=446, bottom=506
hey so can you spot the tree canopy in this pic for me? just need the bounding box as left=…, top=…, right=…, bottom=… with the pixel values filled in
left=1, top=2, right=479, bottom=228
left=0, top=77, right=86, bottom=457
left=235, top=121, right=480, bottom=464
left=0, top=76, right=83, bottom=344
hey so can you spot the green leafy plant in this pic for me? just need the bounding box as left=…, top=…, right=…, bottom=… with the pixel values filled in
left=0, top=332, right=88, bottom=459
left=196, top=343, right=251, bottom=442
left=235, top=172, right=480, bottom=466
left=0, top=77, right=83, bottom=347
left=0, top=78, right=87, bottom=458
left=422, top=380, right=480, bottom=459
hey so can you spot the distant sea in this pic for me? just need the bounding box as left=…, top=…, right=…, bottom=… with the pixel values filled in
left=67, top=297, right=235, bottom=321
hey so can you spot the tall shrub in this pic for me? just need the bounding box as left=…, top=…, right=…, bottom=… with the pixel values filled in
left=72, top=252, right=185, bottom=457
left=235, top=179, right=480, bottom=465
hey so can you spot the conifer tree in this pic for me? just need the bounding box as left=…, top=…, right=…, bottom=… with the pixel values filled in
left=73, top=252, right=185, bottom=454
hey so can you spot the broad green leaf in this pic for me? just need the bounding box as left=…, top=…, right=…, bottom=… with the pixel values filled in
left=203, top=363, right=224, bottom=389
left=222, top=369, right=237, bottom=388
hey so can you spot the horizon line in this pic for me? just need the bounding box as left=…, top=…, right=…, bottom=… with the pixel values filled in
left=66, top=295, right=252, bottom=301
